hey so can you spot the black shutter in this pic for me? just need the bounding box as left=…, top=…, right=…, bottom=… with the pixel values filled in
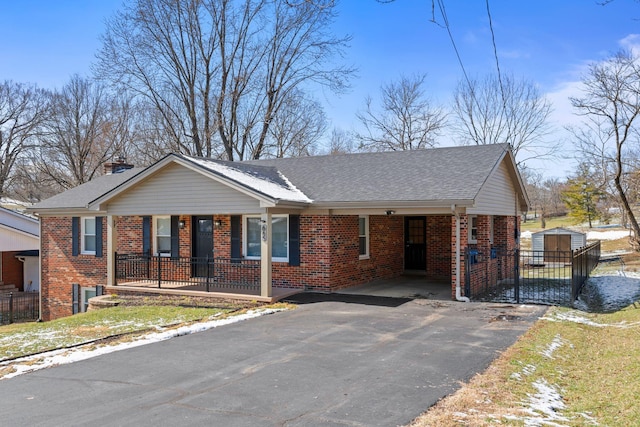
left=231, top=215, right=241, bottom=261
left=72, top=283, right=80, bottom=314
left=95, top=217, right=103, bottom=257
left=170, top=216, right=180, bottom=259
left=142, top=216, right=151, bottom=255
left=289, top=215, right=300, bottom=266
left=72, top=217, right=80, bottom=256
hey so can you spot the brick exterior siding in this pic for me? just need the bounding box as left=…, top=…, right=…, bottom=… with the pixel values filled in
left=39, top=212, right=519, bottom=320
left=40, top=217, right=107, bottom=320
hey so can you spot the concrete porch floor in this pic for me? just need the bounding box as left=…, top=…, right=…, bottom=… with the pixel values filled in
left=335, top=275, right=452, bottom=301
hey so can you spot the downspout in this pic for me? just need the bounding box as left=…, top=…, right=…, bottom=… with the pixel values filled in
left=452, top=204, right=470, bottom=302
left=37, top=215, right=43, bottom=321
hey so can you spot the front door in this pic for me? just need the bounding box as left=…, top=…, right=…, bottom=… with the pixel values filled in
left=192, top=216, right=214, bottom=277
left=405, top=216, right=426, bottom=270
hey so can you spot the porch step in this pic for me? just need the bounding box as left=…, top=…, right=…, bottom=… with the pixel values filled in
left=0, top=283, right=18, bottom=293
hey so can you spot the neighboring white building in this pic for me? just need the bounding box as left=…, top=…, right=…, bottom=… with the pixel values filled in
left=0, top=206, right=39, bottom=291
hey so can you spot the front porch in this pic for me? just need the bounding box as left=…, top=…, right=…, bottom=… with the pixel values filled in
left=113, top=253, right=299, bottom=302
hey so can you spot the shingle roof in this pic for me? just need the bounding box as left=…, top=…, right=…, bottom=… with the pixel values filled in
left=31, top=144, right=516, bottom=211
left=31, top=168, right=144, bottom=210
left=244, top=144, right=510, bottom=204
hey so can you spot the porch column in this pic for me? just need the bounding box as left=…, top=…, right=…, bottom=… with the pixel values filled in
left=260, top=212, right=273, bottom=298
left=106, top=215, right=118, bottom=287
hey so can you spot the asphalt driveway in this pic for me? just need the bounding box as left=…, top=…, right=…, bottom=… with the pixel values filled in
left=0, top=296, right=546, bottom=426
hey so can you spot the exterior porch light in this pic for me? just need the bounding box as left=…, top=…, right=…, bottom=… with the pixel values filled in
left=178, top=219, right=186, bottom=229
left=214, top=219, right=222, bottom=228
left=385, top=210, right=396, bottom=215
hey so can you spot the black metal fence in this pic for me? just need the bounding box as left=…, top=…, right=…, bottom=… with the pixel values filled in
left=465, top=241, right=601, bottom=306
left=115, top=253, right=260, bottom=292
left=0, top=293, right=39, bottom=325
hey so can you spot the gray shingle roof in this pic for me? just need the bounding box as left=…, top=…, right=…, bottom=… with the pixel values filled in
left=244, top=144, right=510, bottom=204
left=31, top=168, right=144, bottom=210
left=31, top=144, right=514, bottom=211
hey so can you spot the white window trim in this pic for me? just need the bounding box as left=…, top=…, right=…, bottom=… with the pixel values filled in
left=359, top=215, right=370, bottom=260
left=243, top=214, right=289, bottom=262
left=468, top=215, right=478, bottom=244
left=81, top=216, right=96, bottom=255
left=153, top=215, right=171, bottom=257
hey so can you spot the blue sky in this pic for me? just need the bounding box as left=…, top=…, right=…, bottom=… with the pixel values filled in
left=1, top=0, right=639, bottom=177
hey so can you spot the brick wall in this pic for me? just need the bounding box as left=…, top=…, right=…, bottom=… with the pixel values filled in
left=426, top=215, right=451, bottom=281
left=40, top=216, right=107, bottom=321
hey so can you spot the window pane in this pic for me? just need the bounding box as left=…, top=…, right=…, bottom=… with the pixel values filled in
left=359, top=236, right=366, bottom=255
left=359, top=217, right=365, bottom=236
left=84, top=235, right=96, bottom=252
left=157, top=236, right=171, bottom=254
left=156, top=217, right=171, bottom=236
left=247, top=218, right=261, bottom=257
left=84, top=218, right=95, bottom=235
left=272, top=217, right=287, bottom=258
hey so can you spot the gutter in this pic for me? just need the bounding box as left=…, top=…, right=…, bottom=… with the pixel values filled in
left=452, top=205, right=470, bottom=303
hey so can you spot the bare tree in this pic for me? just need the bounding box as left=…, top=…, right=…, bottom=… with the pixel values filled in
left=356, top=74, right=446, bottom=151
left=452, top=73, right=555, bottom=166
left=35, top=75, right=133, bottom=189
left=327, top=127, right=355, bottom=155
left=570, top=51, right=640, bottom=248
left=96, top=0, right=352, bottom=161
left=265, top=90, right=327, bottom=158
left=0, top=81, right=48, bottom=198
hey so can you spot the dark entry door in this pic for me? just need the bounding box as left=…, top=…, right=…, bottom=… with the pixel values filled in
left=405, top=217, right=426, bottom=270
left=192, top=216, right=214, bottom=277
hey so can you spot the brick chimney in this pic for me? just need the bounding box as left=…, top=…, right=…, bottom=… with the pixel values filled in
left=104, top=155, right=134, bottom=175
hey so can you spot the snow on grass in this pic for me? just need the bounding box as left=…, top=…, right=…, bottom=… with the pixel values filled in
left=521, top=379, right=569, bottom=426
left=520, top=229, right=629, bottom=241
left=575, top=271, right=640, bottom=313
left=0, top=308, right=286, bottom=380
left=541, top=335, right=564, bottom=359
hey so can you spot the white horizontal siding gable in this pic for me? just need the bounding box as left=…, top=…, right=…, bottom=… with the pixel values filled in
left=106, top=162, right=262, bottom=215
left=468, top=159, right=518, bottom=216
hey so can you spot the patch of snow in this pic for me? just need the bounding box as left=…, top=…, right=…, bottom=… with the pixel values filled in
left=521, top=230, right=532, bottom=239
left=576, top=271, right=640, bottom=312
left=186, top=156, right=312, bottom=203
left=0, top=308, right=286, bottom=380
left=522, top=379, right=569, bottom=426
left=586, top=230, right=629, bottom=241
left=541, top=335, right=564, bottom=359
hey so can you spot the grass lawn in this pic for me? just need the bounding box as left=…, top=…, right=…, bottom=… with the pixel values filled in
left=0, top=296, right=269, bottom=362
left=409, top=251, right=640, bottom=426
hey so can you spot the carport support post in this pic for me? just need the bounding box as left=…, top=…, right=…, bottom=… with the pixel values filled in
left=106, top=215, right=118, bottom=287
left=260, top=212, right=272, bottom=298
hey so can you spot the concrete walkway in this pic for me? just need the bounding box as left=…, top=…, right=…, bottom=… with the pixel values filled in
left=0, top=297, right=546, bottom=426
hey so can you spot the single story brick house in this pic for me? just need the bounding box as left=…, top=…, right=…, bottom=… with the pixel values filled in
left=30, top=143, right=529, bottom=320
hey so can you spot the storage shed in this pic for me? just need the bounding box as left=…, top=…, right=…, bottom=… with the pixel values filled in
left=531, top=227, right=587, bottom=263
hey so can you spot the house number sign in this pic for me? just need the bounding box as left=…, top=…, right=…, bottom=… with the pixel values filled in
left=261, top=222, right=268, bottom=242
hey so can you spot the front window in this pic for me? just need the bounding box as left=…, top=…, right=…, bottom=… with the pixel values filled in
left=468, top=215, right=478, bottom=244
left=244, top=215, right=288, bottom=261
left=359, top=216, right=369, bottom=259
left=155, top=216, right=171, bottom=256
left=81, top=217, right=96, bottom=254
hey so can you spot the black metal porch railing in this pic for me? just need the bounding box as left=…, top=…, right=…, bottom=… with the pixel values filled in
left=0, top=292, right=39, bottom=325
left=115, top=253, right=260, bottom=292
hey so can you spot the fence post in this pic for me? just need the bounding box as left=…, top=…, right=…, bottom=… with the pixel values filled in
left=206, top=255, right=211, bottom=293
left=157, top=256, right=162, bottom=288
left=514, top=249, right=520, bottom=304
left=8, top=293, right=13, bottom=324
